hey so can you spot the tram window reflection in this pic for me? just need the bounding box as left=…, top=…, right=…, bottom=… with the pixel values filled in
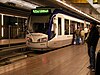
left=58, top=17, right=61, bottom=35
left=2, top=15, right=27, bottom=39
left=64, top=19, right=69, bottom=35
left=32, top=23, right=49, bottom=34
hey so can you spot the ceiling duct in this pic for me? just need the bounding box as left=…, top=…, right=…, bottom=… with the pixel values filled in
left=0, top=0, right=39, bottom=10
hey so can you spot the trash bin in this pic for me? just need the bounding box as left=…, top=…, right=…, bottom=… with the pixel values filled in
left=95, top=50, right=100, bottom=75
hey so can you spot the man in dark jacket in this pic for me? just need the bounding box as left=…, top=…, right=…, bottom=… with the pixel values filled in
left=86, top=22, right=99, bottom=72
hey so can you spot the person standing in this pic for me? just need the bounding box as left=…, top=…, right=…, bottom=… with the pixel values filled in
left=86, top=22, right=99, bottom=72
left=84, top=27, right=89, bottom=38
left=80, top=28, right=85, bottom=44
left=72, top=25, right=75, bottom=45
left=75, top=28, right=81, bottom=45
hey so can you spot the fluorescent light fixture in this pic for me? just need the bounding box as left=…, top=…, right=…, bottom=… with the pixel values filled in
left=1, top=14, right=4, bottom=26
left=1, top=14, right=4, bottom=37
left=56, top=0, right=100, bottom=23
left=1, top=27, right=4, bottom=37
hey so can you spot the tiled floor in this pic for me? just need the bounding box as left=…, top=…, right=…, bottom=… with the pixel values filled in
left=0, top=40, right=100, bottom=75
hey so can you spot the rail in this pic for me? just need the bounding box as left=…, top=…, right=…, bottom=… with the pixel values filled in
left=0, top=44, right=32, bottom=66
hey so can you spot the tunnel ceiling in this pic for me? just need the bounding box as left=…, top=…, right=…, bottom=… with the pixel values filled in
left=0, top=0, right=100, bottom=24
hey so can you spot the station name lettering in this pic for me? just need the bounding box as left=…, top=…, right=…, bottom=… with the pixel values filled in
left=33, top=10, right=49, bottom=13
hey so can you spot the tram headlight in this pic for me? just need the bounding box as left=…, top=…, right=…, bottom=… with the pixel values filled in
left=26, top=37, right=32, bottom=42
left=37, top=37, right=48, bottom=42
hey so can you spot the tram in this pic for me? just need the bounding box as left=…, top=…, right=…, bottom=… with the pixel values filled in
left=25, top=7, right=89, bottom=50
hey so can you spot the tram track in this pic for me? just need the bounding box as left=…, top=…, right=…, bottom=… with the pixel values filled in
left=0, top=44, right=40, bottom=66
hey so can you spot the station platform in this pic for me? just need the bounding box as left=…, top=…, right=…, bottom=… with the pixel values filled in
left=0, top=39, right=25, bottom=45
left=0, top=40, right=100, bottom=75
left=0, top=39, right=26, bottom=48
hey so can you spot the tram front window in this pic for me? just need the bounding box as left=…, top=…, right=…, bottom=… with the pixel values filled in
left=29, top=15, right=50, bottom=34
left=32, top=23, right=49, bottom=34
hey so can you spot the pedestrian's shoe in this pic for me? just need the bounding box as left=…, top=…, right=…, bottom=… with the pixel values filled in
left=91, top=68, right=95, bottom=72
left=87, top=65, right=92, bottom=69
left=87, top=66, right=95, bottom=72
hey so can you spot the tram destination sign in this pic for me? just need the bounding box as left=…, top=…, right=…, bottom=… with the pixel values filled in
left=31, top=9, right=51, bottom=14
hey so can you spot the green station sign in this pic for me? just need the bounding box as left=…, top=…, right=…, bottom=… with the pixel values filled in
left=32, top=9, right=50, bottom=14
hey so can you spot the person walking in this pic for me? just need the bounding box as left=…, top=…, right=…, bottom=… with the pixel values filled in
left=75, top=28, right=81, bottom=45
left=86, top=22, right=99, bottom=72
